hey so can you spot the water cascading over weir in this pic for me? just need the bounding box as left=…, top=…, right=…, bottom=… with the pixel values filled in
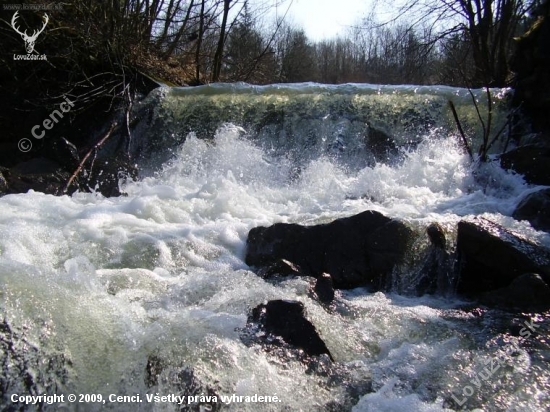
left=129, top=83, right=510, bottom=172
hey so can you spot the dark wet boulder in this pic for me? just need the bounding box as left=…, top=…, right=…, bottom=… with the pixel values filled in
left=513, top=188, right=550, bottom=232
left=480, top=273, right=550, bottom=311
left=500, top=144, right=550, bottom=186
left=427, top=222, right=447, bottom=249
left=0, top=156, right=135, bottom=197
left=314, top=273, right=335, bottom=304
left=248, top=300, right=333, bottom=361
left=456, top=218, right=550, bottom=296
left=245, top=210, right=413, bottom=289
left=240, top=300, right=372, bottom=410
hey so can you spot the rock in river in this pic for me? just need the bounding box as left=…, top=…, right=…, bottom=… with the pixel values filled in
left=456, top=217, right=550, bottom=296
left=248, top=300, right=334, bottom=361
left=480, top=273, right=550, bottom=311
left=245, top=210, right=413, bottom=289
left=314, top=273, right=335, bottom=304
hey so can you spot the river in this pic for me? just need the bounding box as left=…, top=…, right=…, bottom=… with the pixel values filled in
left=1, top=83, right=549, bottom=411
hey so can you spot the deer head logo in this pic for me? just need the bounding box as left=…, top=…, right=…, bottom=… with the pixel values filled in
left=11, top=11, right=49, bottom=54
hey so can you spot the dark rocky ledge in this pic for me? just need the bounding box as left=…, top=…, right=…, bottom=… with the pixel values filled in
left=456, top=217, right=550, bottom=295
left=456, top=217, right=550, bottom=311
left=246, top=212, right=550, bottom=312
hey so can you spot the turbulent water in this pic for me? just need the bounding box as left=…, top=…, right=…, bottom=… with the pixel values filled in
left=1, top=83, right=549, bottom=411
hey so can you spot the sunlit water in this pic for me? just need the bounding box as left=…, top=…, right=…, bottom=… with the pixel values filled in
left=1, top=84, right=549, bottom=411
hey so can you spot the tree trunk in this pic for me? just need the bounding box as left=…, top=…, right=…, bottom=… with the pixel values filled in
left=162, top=0, right=195, bottom=59
left=212, top=0, right=232, bottom=82
left=195, top=0, right=206, bottom=81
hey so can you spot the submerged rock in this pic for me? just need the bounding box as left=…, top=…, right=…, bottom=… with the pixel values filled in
left=456, top=217, right=550, bottom=296
left=513, top=188, right=550, bottom=232
left=145, top=354, right=165, bottom=387
left=366, top=123, right=399, bottom=162
left=245, top=210, right=413, bottom=289
left=246, top=300, right=334, bottom=361
left=257, top=259, right=303, bottom=279
left=480, top=273, right=550, bottom=311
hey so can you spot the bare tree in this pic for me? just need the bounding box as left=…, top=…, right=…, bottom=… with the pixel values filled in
left=365, top=0, right=533, bottom=85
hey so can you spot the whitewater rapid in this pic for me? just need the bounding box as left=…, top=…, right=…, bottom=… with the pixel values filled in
left=1, top=84, right=549, bottom=411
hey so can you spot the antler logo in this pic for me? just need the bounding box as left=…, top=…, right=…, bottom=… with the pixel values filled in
left=11, top=11, right=49, bottom=54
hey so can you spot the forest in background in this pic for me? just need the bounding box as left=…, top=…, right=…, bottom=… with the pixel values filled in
left=0, top=0, right=547, bottom=154
left=0, top=0, right=543, bottom=90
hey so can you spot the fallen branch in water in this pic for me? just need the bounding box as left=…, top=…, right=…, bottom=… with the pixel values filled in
left=448, top=100, right=474, bottom=161
left=63, top=121, right=118, bottom=194
left=450, top=89, right=520, bottom=164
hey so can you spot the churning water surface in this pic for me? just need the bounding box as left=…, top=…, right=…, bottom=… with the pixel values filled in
left=1, top=83, right=549, bottom=411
